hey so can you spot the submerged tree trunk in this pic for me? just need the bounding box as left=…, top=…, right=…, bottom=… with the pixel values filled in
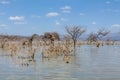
left=29, top=38, right=35, bottom=59
left=73, top=40, right=76, bottom=56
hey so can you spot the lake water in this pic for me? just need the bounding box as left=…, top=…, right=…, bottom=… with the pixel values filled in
left=0, top=45, right=120, bottom=80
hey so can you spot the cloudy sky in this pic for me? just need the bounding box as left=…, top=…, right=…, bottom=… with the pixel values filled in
left=0, top=0, right=120, bottom=36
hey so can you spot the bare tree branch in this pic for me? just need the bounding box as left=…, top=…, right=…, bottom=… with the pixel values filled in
left=65, top=25, right=86, bottom=55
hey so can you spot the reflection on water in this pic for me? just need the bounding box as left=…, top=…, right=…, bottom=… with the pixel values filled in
left=0, top=45, right=120, bottom=80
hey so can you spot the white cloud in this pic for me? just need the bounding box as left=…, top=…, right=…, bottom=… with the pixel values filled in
left=31, top=15, right=41, bottom=18
left=0, top=24, right=8, bottom=29
left=46, top=12, right=59, bottom=17
left=80, top=13, right=85, bottom=16
left=14, top=22, right=27, bottom=24
left=0, top=0, right=10, bottom=4
left=101, top=8, right=120, bottom=13
left=92, top=21, right=96, bottom=25
left=61, top=6, right=71, bottom=10
left=61, top=6, right=72, bottom=13
left=0, top=24, right=8, bottom=27
left=105, top=1, right=111, bottom=4
left=0, top=0, right=16, bottom=5
left=9, top=16, right=25, bottom=21
left=111, top=24, right=120, bottom=28
left=110, top=24, right=120, bottom=32
left=9, top=16, right=26, bottom=25
left=62, top=10, right=71, bottom=13
left=55, top=21, right=60, bottom=25
left=60, top=18, right=68, bottom=21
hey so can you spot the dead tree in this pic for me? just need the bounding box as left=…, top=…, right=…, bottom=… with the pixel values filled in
left=65, top=25, right=86, bottom=55
left=97, top=28, right=110, bottom=40
left=87, top=28, right=110, bottom=47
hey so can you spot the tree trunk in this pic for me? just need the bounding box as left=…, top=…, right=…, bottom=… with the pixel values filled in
left=73, top=40, right=76, bottom=56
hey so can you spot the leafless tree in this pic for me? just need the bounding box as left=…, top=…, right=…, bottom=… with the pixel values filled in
left=87, top=33, right=98, bottom=42
left=97, top=28, right=110, bottom=40
left=88, top=29, right=110, bottom=42
left=65, top=25, right=86, bottom=55
left=87, top=28, right=110, bottom=47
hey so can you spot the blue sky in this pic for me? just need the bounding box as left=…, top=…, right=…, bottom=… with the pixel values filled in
left=0, top=0, right=120, bottom=36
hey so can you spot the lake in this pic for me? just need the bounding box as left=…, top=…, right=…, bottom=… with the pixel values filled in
left=0, top=45, right=120, bottom=80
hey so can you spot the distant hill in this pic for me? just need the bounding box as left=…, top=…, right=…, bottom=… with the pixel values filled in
left=0, top=33, right=120, bottom=41
left=104, top=33, right=120, bottom=41
left=60, top=33, right=120, bottom=41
